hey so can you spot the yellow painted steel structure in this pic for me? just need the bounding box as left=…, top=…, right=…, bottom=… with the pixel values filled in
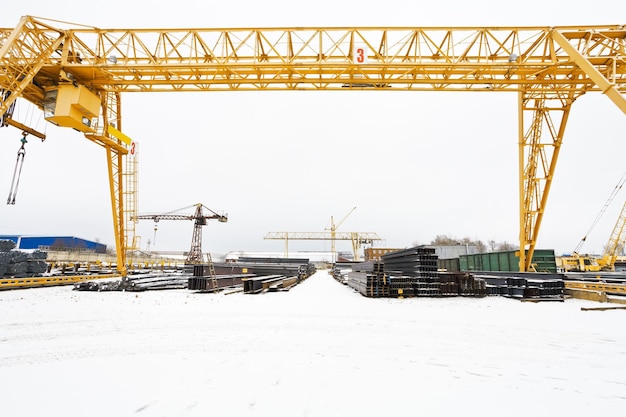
left=0, top=273, right=122, bottom=290
left=564, top=280, right=626, bottom=296
left=264, top=231, right=383, bottom=261
left=2, top=17, right=626, bottom=274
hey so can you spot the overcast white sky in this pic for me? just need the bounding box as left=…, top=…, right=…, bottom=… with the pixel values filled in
left=1, top=1, right=625, bottom=257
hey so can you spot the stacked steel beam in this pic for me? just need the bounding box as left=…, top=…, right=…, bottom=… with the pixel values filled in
left=187, top=274, right=251, bottom=292
left=475, top=273, right=564, bottom=300
left=346, top=262, right=389, bottom=297
left=346, top=247, right=488, bottom=298
left=383, top=247, right=440, bottom=297
left=190, top=258, right=316, bottom=293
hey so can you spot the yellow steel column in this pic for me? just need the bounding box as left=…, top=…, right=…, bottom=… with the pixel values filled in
left=518, top=90, right=526, bottom=271
left=106, top=146, right=126, bottom=276
left=518, top=89, right=574, bottom=271
left=101, top=91, right=128, bottom=277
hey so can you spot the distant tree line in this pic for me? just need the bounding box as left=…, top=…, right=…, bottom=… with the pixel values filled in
left=412, top=234, right=518, bottom=253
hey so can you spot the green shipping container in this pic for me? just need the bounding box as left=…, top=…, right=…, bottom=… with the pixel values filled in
left=459, top=249, right=557, bottom=273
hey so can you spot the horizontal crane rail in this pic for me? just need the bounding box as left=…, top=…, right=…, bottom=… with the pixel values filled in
left=2, top=21, right=625, bottom=94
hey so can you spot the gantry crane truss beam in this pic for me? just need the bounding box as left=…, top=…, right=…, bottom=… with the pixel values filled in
left=264, top=231, right=382, bottom=261
left=2, top=16, right=626, bottom=273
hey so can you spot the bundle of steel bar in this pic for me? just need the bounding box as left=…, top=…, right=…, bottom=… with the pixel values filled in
left=243, top=275, right=299, bottom=294
left=330, top=263, right=353, bottom=285
left=197, top=259, right=316, bottom=281
left=474, top=273, right=564, bottom=300
left=187, top=274, right=252, bottom=292
left=74, top=273, right=191, bottom=291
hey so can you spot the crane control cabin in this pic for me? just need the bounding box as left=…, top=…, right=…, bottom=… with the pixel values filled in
left=1, top=16, right=625, bottom=274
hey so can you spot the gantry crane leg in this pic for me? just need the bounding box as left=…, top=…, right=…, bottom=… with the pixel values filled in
left=518, top=88, right=575, bottom=271
left=85, top=91, right=130, bottom=278
left=106, top=145, right=127, bottom=277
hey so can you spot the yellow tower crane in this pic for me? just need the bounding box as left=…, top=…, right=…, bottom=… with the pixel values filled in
left=1, top=17, right=625, bottom=275
left=134, top=203, right=228, bottom=264
left=327, top=207, right=357, bottom=263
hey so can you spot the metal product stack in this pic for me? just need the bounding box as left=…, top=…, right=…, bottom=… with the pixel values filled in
left=190, top=258, right=316, bottom=294
left=345, top=247, right=489, bottom=298
left=0, top=240, right=49, bottom=278
left=187, top=274, right=250, bottom=292
left=347, top=262, right=389, bottom=297
left=383, top=247, right=439, bottom=297
left=475, top=273, right=564, bottom=300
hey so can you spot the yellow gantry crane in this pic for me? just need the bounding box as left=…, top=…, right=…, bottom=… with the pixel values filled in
left=265, top=207, right=383, bottom=263
left=264, top=231, right=382, bottom=263
left=1, top=17, right=626, bottom=274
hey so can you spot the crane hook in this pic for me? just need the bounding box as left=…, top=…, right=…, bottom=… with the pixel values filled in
left=6, top=132, right=28, bottom=205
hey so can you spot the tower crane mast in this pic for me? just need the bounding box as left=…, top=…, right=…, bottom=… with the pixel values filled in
left=134, top=203, right=227, bottom=264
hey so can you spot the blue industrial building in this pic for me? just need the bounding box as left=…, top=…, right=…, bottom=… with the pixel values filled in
left=0, top=235, right=107, bottom=253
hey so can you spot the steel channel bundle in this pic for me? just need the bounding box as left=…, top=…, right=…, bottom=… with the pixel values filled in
left=383, top=247, right=439, bottom=297
left=382, top=247, right=438, bottom=280
left=388, top=275, right=415, bottom=297
left=475, top=273, right=564, bottom=299
left=241, top=274, right=301, bottom=294
left=187, top=274, right=250, bottom=292
left=346, top=262, right=389, bottom=297
left=192, top=259, right=316, bottom=294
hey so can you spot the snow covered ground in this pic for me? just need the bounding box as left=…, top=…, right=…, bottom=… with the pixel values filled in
left=1, top=271, right=625, bottom=417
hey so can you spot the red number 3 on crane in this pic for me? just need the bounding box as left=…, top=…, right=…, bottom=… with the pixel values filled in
left=356, top=47, right=365, bottom=63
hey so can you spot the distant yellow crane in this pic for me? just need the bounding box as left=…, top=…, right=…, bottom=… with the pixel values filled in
left=327, top=207, right=356, bottom=262
left=264, top=231, right=382, bottom=262
left=566, top=200, right=626, bottom=272
left=265, top=207, right=383, bottom=262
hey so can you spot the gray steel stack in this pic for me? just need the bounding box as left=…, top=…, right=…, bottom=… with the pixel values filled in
left=346, top=246, right=488, bottom=298
left=0, top=239, right=49, bottom=278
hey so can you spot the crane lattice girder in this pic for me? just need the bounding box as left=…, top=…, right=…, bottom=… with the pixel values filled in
left=134, top=214, right=212, bottom=221
left=1, top=19, right=625, bottom=99
left=264, top=232, right=382, bottom=241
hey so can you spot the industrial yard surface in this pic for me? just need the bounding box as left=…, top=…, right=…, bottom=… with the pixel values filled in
left=1, top=271, right=625, bottom=416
